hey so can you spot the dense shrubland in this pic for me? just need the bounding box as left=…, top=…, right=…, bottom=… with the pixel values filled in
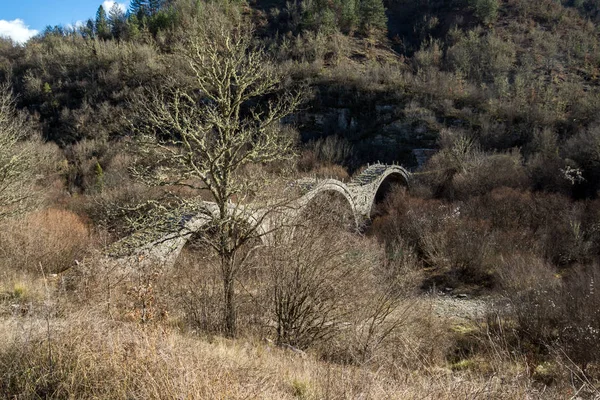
left=1, top=0, right=600, bottom=398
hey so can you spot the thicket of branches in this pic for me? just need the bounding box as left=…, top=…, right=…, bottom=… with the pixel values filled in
left=1, top=0, right=599, bottom=197
left=0, top=85, right=45, bottom=220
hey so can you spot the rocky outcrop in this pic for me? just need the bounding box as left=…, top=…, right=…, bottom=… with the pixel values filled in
left=295, top=89, right=439, bottom=169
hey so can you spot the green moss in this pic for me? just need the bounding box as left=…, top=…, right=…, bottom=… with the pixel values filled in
left=450, top=358, right=476, bottom=371
left=12, top=284, right=27, bottom=299
left=290, top=379, right=312, bottom=399
left=450, top=323, right=478, bottom=335
left=533, top=361, right=559, bottom=385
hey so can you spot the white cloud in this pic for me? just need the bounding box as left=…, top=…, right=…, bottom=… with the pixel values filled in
left=65, top=20, right=85, bottom=31
left=102, top=1, right=128, bottom=13
left=0, top=19, right=38, bottom=44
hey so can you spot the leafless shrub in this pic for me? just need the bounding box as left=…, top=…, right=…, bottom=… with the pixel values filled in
left=526, top=152, right=573, bottom=195
left=490, top=264, right=600, bottom=385
left=553, top=266, right=600, bottom=375
left=496, top=252, right=557, bottom=292
left=413, top=38, right=443, bottom=72
left=0, top=84, right=47, bottom=219
left=339, top=289, right=417, bottom=366
left=564, top=122, right=600, bottom=196
left=168, top=244, right=229, bottom=334
left=0, top=208, right=92, bottom=275
left=374, top=189, right=497, bottom=288
left=453, top=150, right=530, bottom=198
left=296, top=147, right=350, bottom=180
left=313, top=135, right=354, bottom=166
left=447, top=28, right=516, bottom=84
left=260, top=199, right=422, bottom=369
left=377, top=236, right=423, bottom=296
left=423, top=129, right=529, bottom=200
left=264, top=225, right=375, bottom=350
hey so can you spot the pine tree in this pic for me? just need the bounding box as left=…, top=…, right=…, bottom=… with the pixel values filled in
left=81, top=18, right=96, bottom=39
left=94, top=161, right=104, bottom=193
left=108, top=3, right=127, bottom=40
left=340, top=0, right=359, bottom=33
left=359, top=0, right=387, bottom=36
left=149, top=0, right=162, bottom=15
left=130, top=0, right=149, bottom=17
left=468, top=0, right=499, bottom=24
left=126, top=14, right=142, bottom=41
left=95, top=5, right=110, bottom=39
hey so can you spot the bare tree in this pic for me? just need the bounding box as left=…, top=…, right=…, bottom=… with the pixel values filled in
left=128, top=11, right=304, bottom=336
left=0, top=84, right=39, bottom=220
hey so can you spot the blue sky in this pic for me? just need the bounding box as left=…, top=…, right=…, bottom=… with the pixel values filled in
left=0, top=0, right=129, bottom=43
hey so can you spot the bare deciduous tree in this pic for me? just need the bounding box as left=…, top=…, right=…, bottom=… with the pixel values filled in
left=128, top=12, right=304, bottom=336
left=0, top=84, right=39, bottom=220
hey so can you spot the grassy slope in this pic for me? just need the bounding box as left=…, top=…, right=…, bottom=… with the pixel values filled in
left=0, top=302, right=561, bottom=399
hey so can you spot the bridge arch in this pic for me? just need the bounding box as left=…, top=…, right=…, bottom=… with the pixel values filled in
left=293, top=179, right=360, bottom=228
left=369, top=167, right=410, bottom=217
left=113, top=164, right=412, bottom=267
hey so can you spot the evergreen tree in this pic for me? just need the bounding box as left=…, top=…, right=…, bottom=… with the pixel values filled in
left=95, top=5, right=111, bottom=39
left=108, top=3, right=127, bottom=40
left=148, top=8, right=177, bottom=36
left=149, top=0, right=162, bottom=15
left=340, top=0, right=359, bottom=33
left=44, top=25, right=65, bottom=37
left=94, top=161, right=104, bottom=193
left=468, top=0, right=499, bottom=24
left=126, top=14, right=142, bottom=41
left=359, top=0, right=387, bottom=35
left=130, top=0, right=149, bottom=17
left=81, top=18, right=96, bottom=39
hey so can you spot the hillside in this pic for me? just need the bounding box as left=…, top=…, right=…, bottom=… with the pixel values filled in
left=1, top=1, right=599, bottom=192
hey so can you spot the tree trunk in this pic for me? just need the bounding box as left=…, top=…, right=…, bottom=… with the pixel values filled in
left=222, top=253, right=237, bottom=337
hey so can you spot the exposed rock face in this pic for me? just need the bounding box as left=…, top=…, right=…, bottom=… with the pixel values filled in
left=294, top=91, right=439, bottom=169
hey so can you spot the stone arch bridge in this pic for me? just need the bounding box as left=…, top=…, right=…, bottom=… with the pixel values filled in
left=117, top=164, right=410, bottom=266
left=291, top=164, right=410, bottom=225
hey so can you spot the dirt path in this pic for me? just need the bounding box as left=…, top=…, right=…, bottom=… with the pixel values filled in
left=427, top=293, right=497, bottom=322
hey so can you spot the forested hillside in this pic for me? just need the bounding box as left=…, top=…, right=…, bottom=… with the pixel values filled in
left=1, top=0, right=600, bottom=193
left=2, top=0, right=600, bottom=398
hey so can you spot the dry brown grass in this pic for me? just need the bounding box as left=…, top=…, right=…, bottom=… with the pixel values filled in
left=0, top=192, right=597, bottom=399
left=0, top=243, right=587, bottom=400
left=0, top=301, right=572, bottom=400
left=0, top=207, right=93, bottom=319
